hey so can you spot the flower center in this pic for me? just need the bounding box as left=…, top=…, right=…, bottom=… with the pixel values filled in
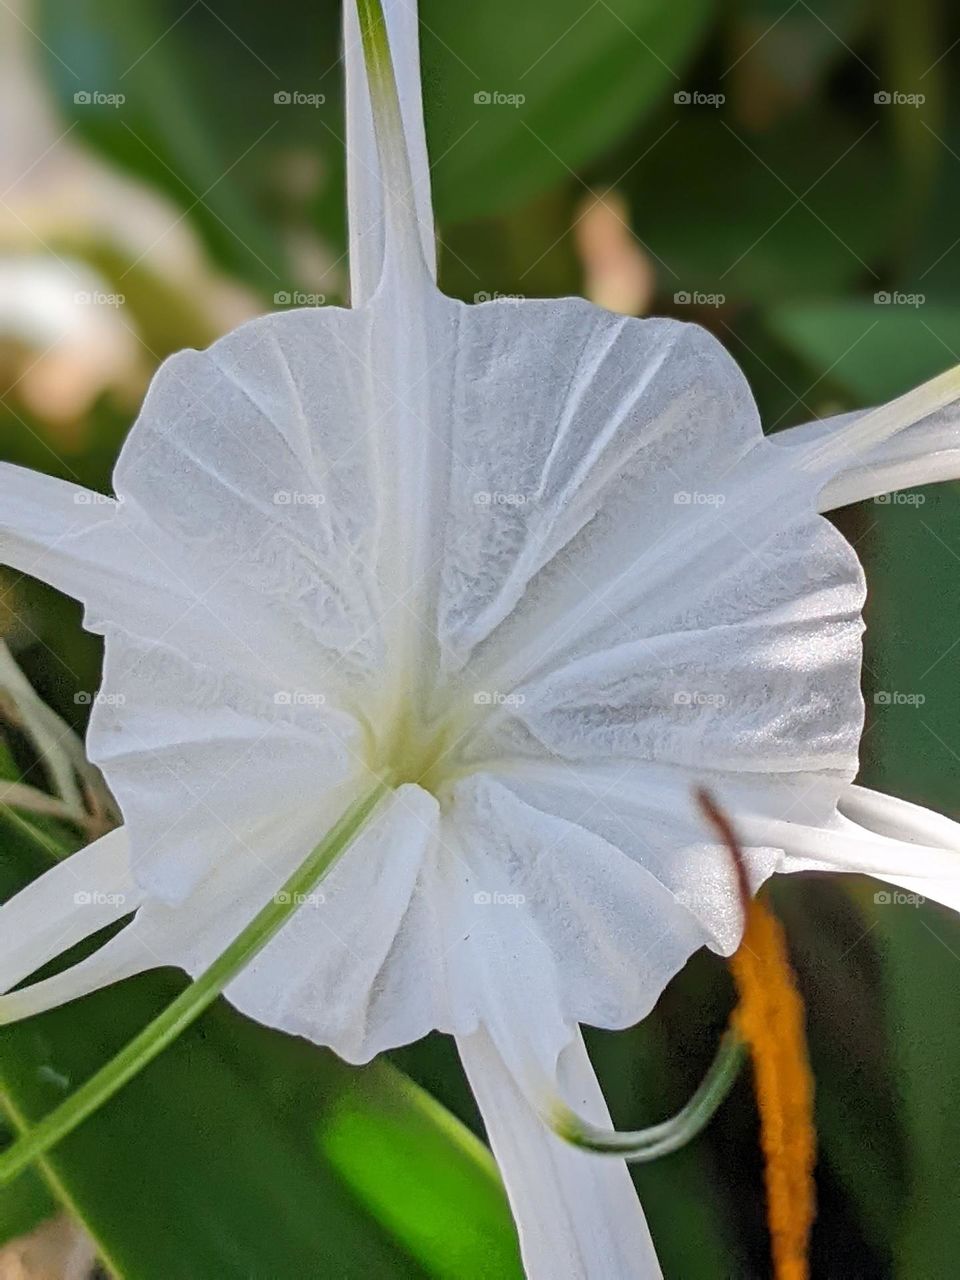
left=372, top=700, right=464, bottom=797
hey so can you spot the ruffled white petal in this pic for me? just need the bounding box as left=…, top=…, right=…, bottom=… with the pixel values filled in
left=439, top=773, right=707, bottom=1032
left=90, top=634, right=363, bottom=902
left=471, top=511, right=864, bottom=778
left=60, top=786, right=443, bottom=1062
left=345, top=0, right=435, bottom=304
left=458, top=1027, right=661, bottom=1280
left=111, top=313, right=391, bottom=686
left=0, top=827, right=140, bottom=995
left=218, top=785, right=441, bottom=1060
left=484, top=761, right=785, bottom=956
left=430, top=305, right=767, bottom=682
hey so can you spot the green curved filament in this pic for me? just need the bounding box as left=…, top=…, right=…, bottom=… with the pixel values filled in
left=550, top=1029, right=746, bottom=1162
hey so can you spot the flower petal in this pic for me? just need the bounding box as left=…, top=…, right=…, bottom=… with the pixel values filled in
left=345, top=0, right=435, bottom=303
left=429, top=303, right=765, bottom=680
left=772, top=783, right=960, bottom=911
left=220, top=785, right=441, bottom=1061
left=439, top=772, right=708, bottom=1032
left=0, top=464, right=187, bottom=633
left=773, top=371, right=960, bottom=511
left=98, top=786, right=444, bottom=1062
left=462, top=512, right=864, bottom=794
left=111, top=313, right=391, bottom=686
left=481, top=761, right=786, bottom=957
left=0, top=920, right=151, bottom=1025
left=0, top=827, right=140, bottom=995
left=90, top=634, right=362, bottom=901
left=458, top=1026, right=662, bottom=1279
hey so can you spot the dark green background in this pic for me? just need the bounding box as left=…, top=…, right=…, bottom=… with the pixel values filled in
left=3, top=1, right=960, bottom=1276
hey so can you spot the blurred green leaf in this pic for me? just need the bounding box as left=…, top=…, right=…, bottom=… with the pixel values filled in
left=766, top=300, right=960, bottom=402
left=422, top=0, right=716, bottom=223
left=35, top=0, right=343, bottom=293
left=878, top=0, right=943, bottom=220
left=0, top=824, right=520, bottom=1278
left=871, top=898, right=960, bottom=1280
left=627, top=111, right=897, bottom=302
left=858, top=484, right=960, bottom=1274
left=0, top=1116, right=56, bottom=1247
left=321, top=1066, right=522, bottom=1279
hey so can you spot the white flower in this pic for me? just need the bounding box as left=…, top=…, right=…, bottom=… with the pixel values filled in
left=3, top=2, right=960, bottom=1276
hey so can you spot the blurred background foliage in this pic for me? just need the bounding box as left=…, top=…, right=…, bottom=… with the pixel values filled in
left=1, top=0, right=960, bottom=1276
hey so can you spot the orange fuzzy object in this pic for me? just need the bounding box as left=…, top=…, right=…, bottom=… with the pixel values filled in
left=698, top=788, right=816, bottom=1280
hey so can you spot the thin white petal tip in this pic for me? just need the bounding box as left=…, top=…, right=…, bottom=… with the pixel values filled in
left=803, top=363, right=960, bottom=474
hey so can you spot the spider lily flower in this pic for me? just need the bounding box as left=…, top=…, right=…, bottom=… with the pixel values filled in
left=4, top=1, right=960, bottom=1274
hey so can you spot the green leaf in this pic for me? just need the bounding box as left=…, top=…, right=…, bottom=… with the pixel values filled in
left=766, top=300, right=960, bottom=404
left=35, top=0, right=344, bottom=293
left=0, top=826, right=521, bottom=1278
left=422, top=0, right=716, bottom=223
left=626, top=112, right=898, bottom=303
left=871, top=899, right=960, bottom=1279
left=856, top=484, right=960, bottom=1274
left=0, top=1117, right=56, bottom=1248
left=320, top=1065, right=523, bottom=1279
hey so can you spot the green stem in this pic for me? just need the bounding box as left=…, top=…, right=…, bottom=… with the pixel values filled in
left=551, top=1029, right=746, bottom=1161
left=0, top=775, right=393, bottom=1186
